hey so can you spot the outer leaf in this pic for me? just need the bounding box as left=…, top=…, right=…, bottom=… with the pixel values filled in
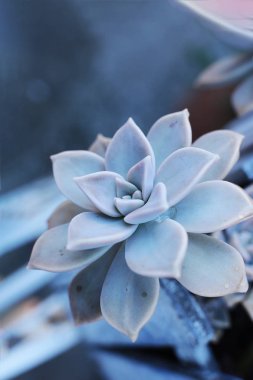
left=100, top=245, right=160, bottom=341
left=48, top=201, right=83, bottom=228
left=125, top=219, right=188, bottom=278
left=179, top=234, right=248, bottom=297
left=147, top=110, right=192, bottom=169
left=105, top=118, right=154, bottom=178
left=193, top=130, right=243, bottom=181
left=232, top=74, right=253, bottom=116
left=68, top=245, right=119, bottom=324
left=75, top=171, right=121, bottom=217
left=155, top=147, right=218, bottom=206
left=89, top=134, right=111, bottom=157
left=51, top=151, right=104, bottom=209
left=124, top=183, right=168, bottom=225
left=28, top=224, right=109, bottom=272
left=67, top=212, right=138, bottom=251
left=174, top=181, right=253, bottom=233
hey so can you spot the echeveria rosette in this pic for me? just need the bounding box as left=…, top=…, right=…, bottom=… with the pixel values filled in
left=29, top=110, right=253, bottom=341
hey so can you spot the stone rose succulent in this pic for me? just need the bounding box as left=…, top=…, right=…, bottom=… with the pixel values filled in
left=29, top=110, right=253, bottom=340
left=178, top=0, right=253, bottom=116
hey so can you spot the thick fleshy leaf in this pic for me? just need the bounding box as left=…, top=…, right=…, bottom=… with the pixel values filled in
left=75, top=171, right=121, bottom=217
left=100, top=245, right=160, bottom=341
left=125, top=219, right=188, bottom=278
left=51, top=151, right=105, bottom=209
left=114, top=198, right=144, bottom=216
left=105, top=118, right=154, bottom=178
left=196, top=54, right=253, bottom=87
left=127, top=156, right=155, bottom=201
left=115, top=177, right=137, bottom=197
left=28, top=224, right=110, bottom=272
left=155, top=147, right=218, bottom=207
left=48, top=201, right=83, bottom=228
left=147, top=110, right=192, bottom=168
left=174, top=181, right=253, bottom=233
left=89, top=134, right=111, bottom=157
left=232, top=75, right=253, bottom=116
left=178, top=1, right=253, bottom=50
left=67, top=212, right=137, bottom=250
left=193, top=130, right=243, bottom=181
left=124, top=183, right=168, bottom=225
left=68, top=244, right=119, bottom=324
left=178, top=234, right=248, bottom=297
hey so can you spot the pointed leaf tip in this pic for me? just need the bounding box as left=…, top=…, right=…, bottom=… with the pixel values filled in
left=147, top=110, right=192, bottom=168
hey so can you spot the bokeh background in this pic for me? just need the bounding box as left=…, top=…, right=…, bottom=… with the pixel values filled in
left=1, top=1, right=237, bottom=379
left=2, top=0, right=233, bottom=192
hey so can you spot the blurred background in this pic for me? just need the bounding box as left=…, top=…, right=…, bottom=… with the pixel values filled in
left=1, top=1, right=238, bottom=379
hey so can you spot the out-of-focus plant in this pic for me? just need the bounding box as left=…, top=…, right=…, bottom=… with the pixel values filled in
left=178, top=0, right=253, bottom=183
left=178, top=0, right=253, bottom=116
left=28, top=110, right=253, bottom=340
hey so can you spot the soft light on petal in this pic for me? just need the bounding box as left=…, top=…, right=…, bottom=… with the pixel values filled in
left=105, top=118, right=154, bottom=178
left=124, top=183, right=168, bottom=225
left=75, top=171, right=121, bottom=217
left=147, top=110, right=192, bottom=169
left=193, top=130, right=244, bottom=181
left=127, top=156, right=155, bottom=201
left=28, top=224, right=109, bottom=272
left=100, top=245, right=160, bottom=341
left=114, top=198, right=144, bottom=216
left=155, top=147, right=218, bottom=206
left=196, top=54, right=253, bottom=87
left=68, top=244, right=119, bottom=324
left=51, top=151, right=104, bottom=209
left=89, top=134, right=111, bottom=157
left=232, top=75, right=253, bottom=116
left=174, top=181, right=253, bottom=233
left=125, top=219, right=188, bottom=278
left=48, top=201, right=83, bottom=229
left=67, top=212, right=138, bottom=251
left=179, top=234, right=248, bottom=297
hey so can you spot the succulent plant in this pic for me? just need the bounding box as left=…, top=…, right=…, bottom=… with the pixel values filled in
left=178, top=0, right=253, bottom=116
left=29, top=110, right=253, bottom=340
